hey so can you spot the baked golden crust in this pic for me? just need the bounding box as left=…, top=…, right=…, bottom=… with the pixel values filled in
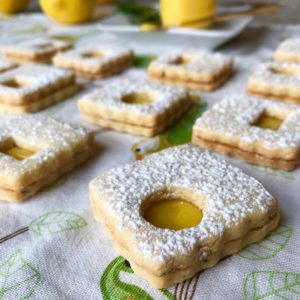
left=90, top=145, right=279, bottom=288
left=192, top=95, right=300, bottom=169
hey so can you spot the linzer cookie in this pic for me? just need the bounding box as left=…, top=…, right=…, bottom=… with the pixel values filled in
left=77, top=79, right=191, bottom=137
left=148, top=51, right=233, bottom=91
left=53, top=45, right=134, bottom=80
left=0, top=115, right=94, bottom=202
left=0, top=64, right=79, bottom=113
left=274, top=38, right=300, bottom=64
left=0, top=38, right=72, bottom=64
left=247, top=61, right=300, bottom=104
left=90, top=145, right=279, bottom=288
left=192, top=95, right=300, bottom=170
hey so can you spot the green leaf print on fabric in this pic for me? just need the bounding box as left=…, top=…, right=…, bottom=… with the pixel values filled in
left=134, top=55, right=156, bottom=69
left=238, top=225, right=292, bottom=260
left=29, top=211, right=87, bottom=236
left=244, top=271, right=300, bottom=300
left=0, top=250, right=40, bottom=300
left=167, top=101, right=207, bottom=145
left=100, top=257, right=174, bottom=300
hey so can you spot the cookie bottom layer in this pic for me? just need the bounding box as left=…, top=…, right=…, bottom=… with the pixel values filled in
left=247, top=89, right=300, bottom=105
left=81, top=101, right=192, bottom=137
left=0, top=84, right=79, bottom=113
left=91, top=198, right=279, bottom=288
left=0, top=145, right=93, bottom=203
left=55, top=58, right=133, bottom=80
left=192, top=136, right=299, bottom=170
left=149, top=70, right=232, bottom=92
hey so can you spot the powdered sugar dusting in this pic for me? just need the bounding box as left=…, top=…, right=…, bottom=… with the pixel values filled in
left=91, top=145, right=275, bottom=262
left=194, top=95, right=300, bottom=150
left=150, top=51, right=232, bottom=74
left=0, top=64, right=73, bottom=100
left=53, top=44, right=133, bottom=68
left=0, top=58, right=16, bottom=73
left=275, top=38, right=300, bottom=55
left=78, top=79, right=187, bottom=116
left=249, top=61, right=300, bottom=87
left=0, top=115, right=91, bottom=180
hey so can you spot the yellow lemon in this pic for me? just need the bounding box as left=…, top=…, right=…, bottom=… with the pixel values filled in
left=39, top=0, right=96, bottom=25
left=0, top=0, right=31, bottom=14
left=96, top=0, right=113, bottom=4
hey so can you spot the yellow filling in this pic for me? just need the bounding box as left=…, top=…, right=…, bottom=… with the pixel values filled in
left=254, top=113, right=283, bottom=131
left=122, top=92, right=154, bottom=105
left=5, top=147, right=35, bottom=160
left=144, top=199, right=202, bottom=230
left=160, top=0, right=216, bottom=28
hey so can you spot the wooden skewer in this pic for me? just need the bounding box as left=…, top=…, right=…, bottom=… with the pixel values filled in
left=215, top=4, right=280, bottom=22
left=173, top=3, right=280, bottom=29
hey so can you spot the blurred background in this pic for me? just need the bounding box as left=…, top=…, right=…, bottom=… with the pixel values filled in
left=25, top=0, right=300, bottom=24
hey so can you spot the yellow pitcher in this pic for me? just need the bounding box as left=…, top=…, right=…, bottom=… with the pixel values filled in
left=160, top=0, right=216, bottom=29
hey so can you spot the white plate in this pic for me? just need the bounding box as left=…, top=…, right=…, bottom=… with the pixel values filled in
left=98, top=8, right=253, bottom=51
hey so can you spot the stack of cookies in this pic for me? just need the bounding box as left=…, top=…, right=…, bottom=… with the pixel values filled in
left=53, top=45, right=134, bottom=80
left=248, top=38, right=300, bottom=104
left=0, top=37, right=72, bottom=64
left=148, top=51, right=233, bottom=91
left=77, top=79, right=192, bottom=137
left=0, top=64, right=79, bottom=113
left=0, top=115, right=94, bottom=202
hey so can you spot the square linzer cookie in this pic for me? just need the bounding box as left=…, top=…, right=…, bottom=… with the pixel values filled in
left=148, top=51, right=233, bottom=91
left=0, top=64, right=79, bottom=113
left=0, top=115, right=94, bottom=202
left=53, top=45, right=134, bottom=80
left=274, top=38, right=300, bottom=64
left=247, top=61, right=300, bottom=104
left=192, top=95, right=300, bottom=170
left=77, top=79, right=191, bottom=137
left=90, top=145, right=279, bottom=288
left=0, top=38, right=72, bottom=64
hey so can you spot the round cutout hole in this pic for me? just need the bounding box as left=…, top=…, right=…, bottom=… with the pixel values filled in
left=122, top=92, right=155, bottom=105
left=82, top=52, right=105, bottom=59
left=143, top=198, right=202, bottom=230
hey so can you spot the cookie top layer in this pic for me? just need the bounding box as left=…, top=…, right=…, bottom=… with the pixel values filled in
left=149, top=51, right=232, bottom=76
left=0, top=38, right=72, bottom=58
left=0, top=64, right=74, bottom=103
left=78, top=79, right=188, bottom=117
left=249, top=61, right=300, bottom=88
left=0, top=115, right=92, bottom=187
left=53, top=45, right=133, bottom=70
left=193, top=95, right=300, bottom=156
left=90, top=145, right=276, bottom=263
left=275, top=38, right=300, bottom=55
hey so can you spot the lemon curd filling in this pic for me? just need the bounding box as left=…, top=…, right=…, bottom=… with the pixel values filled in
left=5, top=147, right=35, bottom=160
left=122, top=92, right=155, bottom=105
left=144, top=199, right=203, bottom=230
left=253, top=113, right=283, bottom=131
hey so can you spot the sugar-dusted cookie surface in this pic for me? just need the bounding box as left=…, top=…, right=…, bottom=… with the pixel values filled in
left=192, top=94, right=300, bottom=170
left=247, top=61, right=300, bottom=104
left=53, top=45, right=134, bottom=80
left=0, top=64, right=78, bottom=113
left=148, top=51, right=233, bottom=91
left=0, top=115, right=94, bottom=202
left=78, top=79, right=191, bottom=136
left=0, top=58, right=16, bottom=73
left=90, top=145, right=279, bottom=288
left=0, top=37, right=72, bottom=63
left=274, top=38, right=300, bottom=64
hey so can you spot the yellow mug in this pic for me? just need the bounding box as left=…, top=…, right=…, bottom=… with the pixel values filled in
left=160, top=0, right=216, bottom=29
